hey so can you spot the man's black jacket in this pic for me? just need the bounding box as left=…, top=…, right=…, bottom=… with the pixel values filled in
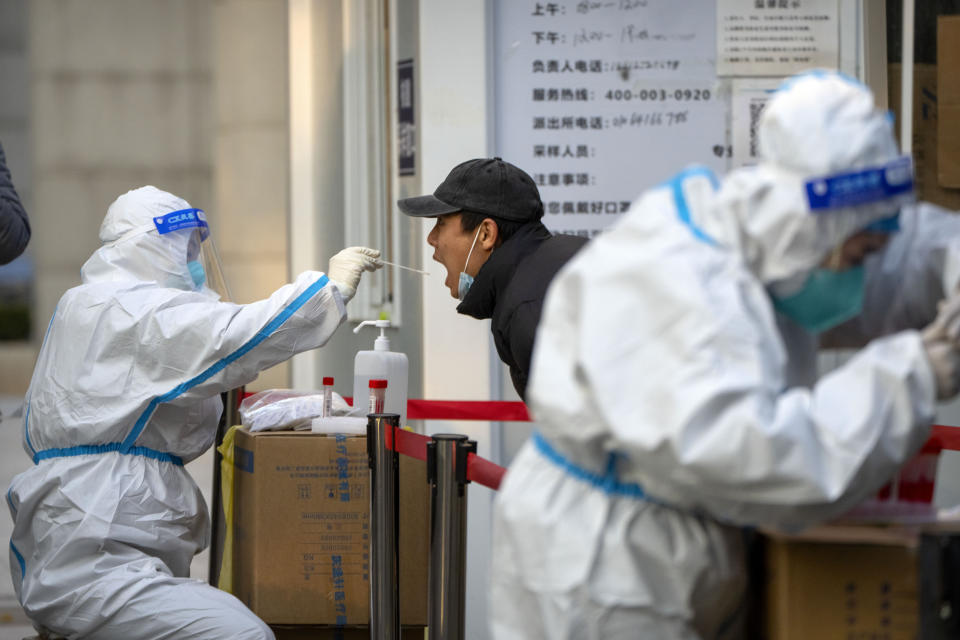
left=457, top=222, right=587, bottom=399
left=0, top=142, right=30, bottom=265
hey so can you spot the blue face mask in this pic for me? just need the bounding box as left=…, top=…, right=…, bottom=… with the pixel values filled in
left=458, top=272, right=474, bottom=300
left=457, top=228, right=482, bottom=301
left=771, top=266, right=865, bottom=334
left=187, top=260, right=206, bottom=289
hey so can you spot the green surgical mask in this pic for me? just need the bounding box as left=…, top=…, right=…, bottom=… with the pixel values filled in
left=771, top=266, right=865, bottom=334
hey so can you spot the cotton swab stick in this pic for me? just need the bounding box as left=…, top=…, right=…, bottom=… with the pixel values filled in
left=379, top=259, right=430, bottom=276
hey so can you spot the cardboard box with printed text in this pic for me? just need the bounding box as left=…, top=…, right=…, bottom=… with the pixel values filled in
left=232, top=429, right=428, bottom=626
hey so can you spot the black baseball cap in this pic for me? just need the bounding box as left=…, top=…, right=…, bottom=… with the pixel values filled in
left=397, top=157, right=543, bottom=222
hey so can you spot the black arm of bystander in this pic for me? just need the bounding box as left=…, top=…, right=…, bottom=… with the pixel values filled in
left=0, top=140, right=31, bottom=265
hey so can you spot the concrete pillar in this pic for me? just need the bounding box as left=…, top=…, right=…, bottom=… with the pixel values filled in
left=213, top=0, right=291, bottom=390
left=28, top=0, right=216, bottom=373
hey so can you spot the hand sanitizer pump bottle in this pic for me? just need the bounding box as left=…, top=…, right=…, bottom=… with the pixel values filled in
left=352, top=320, right=409, bottom=426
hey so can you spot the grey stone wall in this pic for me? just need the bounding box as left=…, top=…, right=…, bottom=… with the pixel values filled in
left=28, top=0, right=215, bottom=353
left=0, top=0, right=292, bottom=393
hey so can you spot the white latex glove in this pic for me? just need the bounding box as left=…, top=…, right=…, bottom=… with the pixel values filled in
left=921, top=308, right=960, bottom=401
left=328, top=247, right=382, bottom=303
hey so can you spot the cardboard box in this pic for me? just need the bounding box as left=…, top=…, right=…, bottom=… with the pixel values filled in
left=939, top=16, right=960, bottom=188
left=270, top=626, right=424, bottom=640
left=889, top=63, right=960, bottom=210
left=764, top=533, right=918, bottom=640
left=233, top=429, right=428, bottom=626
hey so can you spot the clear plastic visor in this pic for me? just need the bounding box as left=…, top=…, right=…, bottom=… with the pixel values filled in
left=152, top=207, right=232, bottom=301
left=187, top=228, right=232, bottom=302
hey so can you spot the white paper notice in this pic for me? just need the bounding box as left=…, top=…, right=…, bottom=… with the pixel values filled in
left=731, top=77, right=782, bottom=168
left=494, top=0, right=729, bottom=238
left=717, top=0, right=839, bottom=77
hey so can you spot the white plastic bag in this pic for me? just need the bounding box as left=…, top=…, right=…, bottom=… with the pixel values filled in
left=239, top=389, right=352, bottom=432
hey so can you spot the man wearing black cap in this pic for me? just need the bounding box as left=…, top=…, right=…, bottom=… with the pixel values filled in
left=398, top=157, right=587, bottom=400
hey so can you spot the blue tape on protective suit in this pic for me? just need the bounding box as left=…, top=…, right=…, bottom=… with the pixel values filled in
left=152, top=208, right=209, bottom=240
left=119, top=274, right=331, bottom=453
left=531, top=431, right=647, bottom=499
left=805, top=156, right=914, bottom=211
left=32, top=443, right=184, bottom=466
left=9, top=541, right=25, bottom=579
left=23, top=403, right=34, bottom=458
left=663, top=165, right=719, bottom=246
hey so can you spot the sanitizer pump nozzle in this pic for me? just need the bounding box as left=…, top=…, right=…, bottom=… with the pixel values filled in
left=353, top=319, right=392, bottom=351
left=352, top=320, right=408, bottom=425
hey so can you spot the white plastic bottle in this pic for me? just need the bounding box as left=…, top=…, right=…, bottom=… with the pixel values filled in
left=352, top=320, right=409, bottom=425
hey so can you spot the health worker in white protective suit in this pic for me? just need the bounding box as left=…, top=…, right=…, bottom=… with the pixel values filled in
left=7, top=186, right=381, bottom=639
left=491, top=71, right=960, bottom=639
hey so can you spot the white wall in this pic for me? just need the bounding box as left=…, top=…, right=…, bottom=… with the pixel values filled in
left=418, top=2, right=493, bottom=406
left=418, top=1, right=495, bottom=638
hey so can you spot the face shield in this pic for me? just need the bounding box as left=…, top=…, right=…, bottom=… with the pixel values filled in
left=153, top=208, right=232, bottom=301
left=805, top=154, right=913, bottom=265
left=768, top=155, right=914, bottom=333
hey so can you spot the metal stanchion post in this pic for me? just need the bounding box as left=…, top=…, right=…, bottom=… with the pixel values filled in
left=367, top=413, right=401, bottom=640
left=426, top=434, right=476, bottom=640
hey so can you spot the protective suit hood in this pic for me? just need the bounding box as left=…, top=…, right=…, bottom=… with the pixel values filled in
left=697, top=72, right=912, bottom=289
left=81, top=185, right=197, bottom=291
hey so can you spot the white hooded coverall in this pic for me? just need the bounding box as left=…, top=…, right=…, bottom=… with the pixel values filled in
left=491, top=73, right=957, bottom=639
left=7, top=186, right=347, bottom=639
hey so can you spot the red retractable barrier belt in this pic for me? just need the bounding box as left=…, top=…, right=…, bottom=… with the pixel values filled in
left=393, top=427, right=429, bottom=462
left=924, top=424, right=960, bottom=453
left=343, top=398, right=531, bottom=422
left=387, top=427, right=506, bottom=490
left=253, top=394, right=960, bottom=492
left=466, top=452, right=506, bottom=491
left=406, top=399, right=531, bottom=421
left=274, top=395, right=960, bottom=456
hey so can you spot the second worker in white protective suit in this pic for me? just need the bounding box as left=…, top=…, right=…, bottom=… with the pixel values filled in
left=7, top=186, right=381, bottom=639
left=491, top=71, right=960, bottom=639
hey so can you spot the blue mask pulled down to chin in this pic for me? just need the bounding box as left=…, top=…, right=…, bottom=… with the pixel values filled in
left=457, top=227, right=482, bottom=301
left=458, top=271, right=474, bottom=300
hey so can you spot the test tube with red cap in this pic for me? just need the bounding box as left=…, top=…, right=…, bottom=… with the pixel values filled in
left=321, top=376, right=335, bottom=417
left=368, top=379, right=388, bottom=414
